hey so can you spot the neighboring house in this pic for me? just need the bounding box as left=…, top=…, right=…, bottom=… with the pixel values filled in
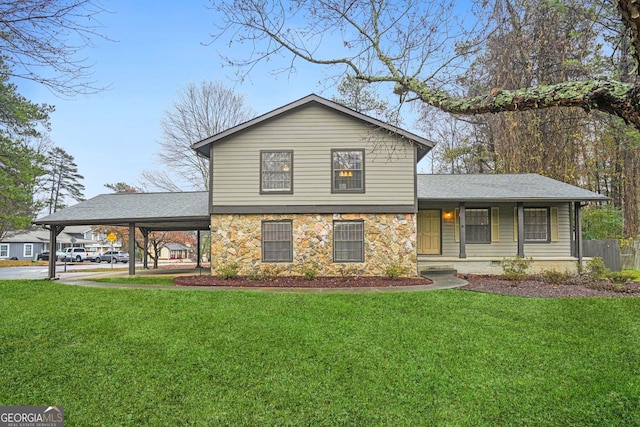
left=34, top=93, right=608, bottom=277
left=0, top=230, right=48, bottom=260
left=0, top=228, right=94, bottom=261
left=159, top=243, right=193, bottom=261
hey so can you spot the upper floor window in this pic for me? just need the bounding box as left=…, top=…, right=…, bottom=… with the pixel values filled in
left=524, top=208, right=550, bottom=242
left=261, top=151, right=293, bottom=194
left=332, top=149, right=364, bottom=193
left=466, top=208, right=491, bottom=243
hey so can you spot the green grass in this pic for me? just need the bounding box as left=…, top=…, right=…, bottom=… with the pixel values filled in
left=90, top=276, right=176, bottom=286
left=1, top=280, right=639, bottom=425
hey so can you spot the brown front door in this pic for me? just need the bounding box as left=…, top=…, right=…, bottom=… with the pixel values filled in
left=418, top=210, right=441, bottom=255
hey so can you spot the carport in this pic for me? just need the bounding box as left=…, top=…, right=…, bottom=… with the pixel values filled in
left=33, top=192, right=210, bottom=280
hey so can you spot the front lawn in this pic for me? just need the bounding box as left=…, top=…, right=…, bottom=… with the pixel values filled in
left=90, top=276, right=176, bottom=286
left=1, top=280, right=638, bottom=425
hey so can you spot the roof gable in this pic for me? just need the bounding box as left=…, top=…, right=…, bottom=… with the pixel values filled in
left=191, top=93, right=435, bottom=161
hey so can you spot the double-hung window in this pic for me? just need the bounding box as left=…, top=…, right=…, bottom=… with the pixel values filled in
left=261, top=151, right=293, bottom=194
left=262, top=221, right=293, bottom=262
left=0, top=244, right=8, bottom=258
left=466, top=208, right=491, bottom=243
left=333, top=221, right=364, bottom=262
left=24, top=244, right=33, bottom=258
left=332, top=150, right=364, bottom=192
left=524, top=208, right=550, bottom=242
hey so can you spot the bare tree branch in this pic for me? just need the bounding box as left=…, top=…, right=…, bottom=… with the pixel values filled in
left=210, top=0, right=640, bottom=130
left=0, top=0, right=111, bottom=96
left=142, top=80, right=256, bottom=192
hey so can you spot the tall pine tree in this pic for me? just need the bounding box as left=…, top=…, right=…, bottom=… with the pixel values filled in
left=44, top=147, right=85, bottom=213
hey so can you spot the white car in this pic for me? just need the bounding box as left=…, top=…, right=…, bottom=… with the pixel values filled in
left=63, top=247, right=88, bottom=262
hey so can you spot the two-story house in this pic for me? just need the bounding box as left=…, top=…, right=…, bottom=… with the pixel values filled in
left=191, top=94, right=434, bottom=276
left=34, top=94, right=607, bottom=278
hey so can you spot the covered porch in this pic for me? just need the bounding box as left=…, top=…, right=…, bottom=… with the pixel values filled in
left=415, top=174, right=609, bottom=275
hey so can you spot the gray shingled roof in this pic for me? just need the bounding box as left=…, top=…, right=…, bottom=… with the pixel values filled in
left=34, top=192, right=210, bottom=230
left=417, top=174, right=608, bottom=202
left=2, top=229, right=93, bottom=244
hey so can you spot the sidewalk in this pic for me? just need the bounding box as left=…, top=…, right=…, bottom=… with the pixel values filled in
left=56, top=271, right=468, bottom=293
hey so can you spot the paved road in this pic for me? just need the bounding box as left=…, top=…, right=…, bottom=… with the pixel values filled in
left=0, top=262, right=137, bottom=280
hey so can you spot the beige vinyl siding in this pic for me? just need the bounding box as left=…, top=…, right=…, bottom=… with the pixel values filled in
left=421, top=202, right=572, bottom=258
left=212, top=103, right=416, bottom=206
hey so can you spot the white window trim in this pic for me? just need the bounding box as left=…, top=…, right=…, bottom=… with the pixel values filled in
left=23, top=244, right=33, bottom=258
left=0, top=244, right=8, bottom=258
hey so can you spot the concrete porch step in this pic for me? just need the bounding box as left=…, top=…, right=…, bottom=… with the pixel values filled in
left=419, top=264, right=458, bottom=277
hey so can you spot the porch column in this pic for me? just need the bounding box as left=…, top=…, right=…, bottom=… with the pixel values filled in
left=47, top=225, right=64, bottom=280
left=575, top=202, right=583, bottom=265
left=196, top=230, right=201, bottom=268
left=129, top=223, right=136, bottom=276
left=517, top=202, right=525, bottom=257
left=459, top=202, right=466, bottom=259
left=140, top=228, right=149, bottom=269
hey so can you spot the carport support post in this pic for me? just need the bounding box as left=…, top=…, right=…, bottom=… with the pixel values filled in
left=458, top=202, right=466, bottom=259
left=47, top=225, right=64, bottom=280
left=129, top=223, right=136, bottom=276
left=196, top=230, right=201, bottom=268
left=140, top=228, right=149, bottom=269
left=517, top=202, right=525, bottom=257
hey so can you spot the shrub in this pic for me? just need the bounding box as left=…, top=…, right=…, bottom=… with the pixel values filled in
left=606, top=271, right=635, bottom=284
left=385, top=262, right=409, bottom=279
left=246, top=268, right=264, bottom=281
left=541, top=269, right=574, bottom=285
left=217, top=262, right=239, bottom=280
left=583, top=257, right=609, bottom=279
left=500, top=256, right=533, bottom=283
left=260, top=265, right=285, bottom=280
left=298, top=264, right=319, bottom=280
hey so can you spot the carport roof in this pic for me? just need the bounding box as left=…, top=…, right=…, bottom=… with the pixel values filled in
left=33, top=191, right=210, bottom=231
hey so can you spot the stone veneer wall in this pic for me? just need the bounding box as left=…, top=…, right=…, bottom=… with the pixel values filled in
left=210, top=213, right=417, bottom=276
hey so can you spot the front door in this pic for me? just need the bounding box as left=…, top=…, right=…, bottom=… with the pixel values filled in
left=418, top=210, right=441, bottom=255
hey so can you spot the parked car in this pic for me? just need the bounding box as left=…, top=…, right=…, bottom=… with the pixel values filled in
left=85, top=252, right=103, bottom=263
left=62, top=247, right=88, bottom=262
left=100, top=251, right=129, bottom=263
left=37, top=251, right=66, bottom=261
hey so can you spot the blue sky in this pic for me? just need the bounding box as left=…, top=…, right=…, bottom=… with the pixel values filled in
left=17, top=0, right=431, bottom=201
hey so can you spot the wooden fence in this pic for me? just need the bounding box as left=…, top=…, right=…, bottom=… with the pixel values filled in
left=583, top=239, right=621, bottom=271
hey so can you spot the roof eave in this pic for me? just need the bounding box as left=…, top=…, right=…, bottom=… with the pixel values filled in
left=418, top=196, right=610, bottom=202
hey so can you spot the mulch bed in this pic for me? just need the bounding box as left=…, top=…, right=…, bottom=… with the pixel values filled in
left=459, top=274, right=640, bottom=298
left=174, top=275, right=432, bottom=288
left=174, top=273, right=640, bottom=297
